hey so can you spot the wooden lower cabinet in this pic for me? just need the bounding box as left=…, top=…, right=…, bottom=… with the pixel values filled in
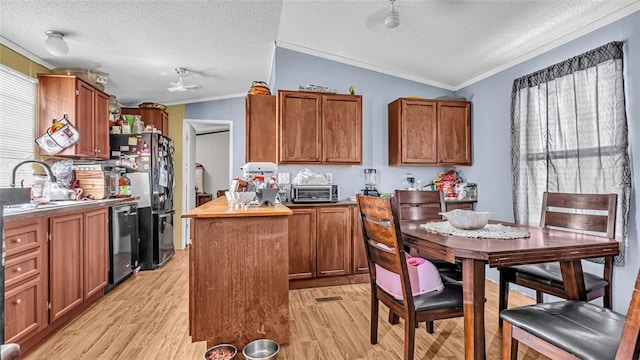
left=3, top=217, right=46, bottom=344
left=49, top=212, right=84, bottom=322
left=288, top=204, right=369, bottom=287
left=288, top=208, right=317, bottom=279
left=4, top=206, right=109, bottom=354
left=316, top=207, right=350, bottom=277
left=351, top=206, right=368, bottom=274
left=83, top=208, right=108, bottom=298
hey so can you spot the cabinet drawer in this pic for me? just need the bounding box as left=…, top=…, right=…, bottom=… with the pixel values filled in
left=5, top=277, right=43, bottom=344
left=5, top=251, right=41, bottom=289
left=4, top=219, right=41, bottom=256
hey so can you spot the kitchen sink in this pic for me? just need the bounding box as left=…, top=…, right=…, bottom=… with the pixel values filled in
left=3, top=200, right=84, bottom=214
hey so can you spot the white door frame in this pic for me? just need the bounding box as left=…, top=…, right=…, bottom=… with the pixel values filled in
left=181, top=119, right=233, bottom=248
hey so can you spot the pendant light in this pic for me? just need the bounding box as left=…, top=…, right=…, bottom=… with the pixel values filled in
left=45, top=30, right=69, bottom=56
left=385, top=0, right=400, bottom=29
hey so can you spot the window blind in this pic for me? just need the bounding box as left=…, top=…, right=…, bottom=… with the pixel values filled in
left=0, top=64, right=36, bottom=188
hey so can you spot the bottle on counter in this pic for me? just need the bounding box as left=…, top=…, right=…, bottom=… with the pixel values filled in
left=118, top=173, right=131, bottom=197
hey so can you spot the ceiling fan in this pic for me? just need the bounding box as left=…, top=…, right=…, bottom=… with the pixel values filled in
left=167, top=68, right=202, bottom=92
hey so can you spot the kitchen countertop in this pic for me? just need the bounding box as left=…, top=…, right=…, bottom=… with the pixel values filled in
left=2, top=197, right=139, bottom=221
left=182, top=197, right=292, bottom=218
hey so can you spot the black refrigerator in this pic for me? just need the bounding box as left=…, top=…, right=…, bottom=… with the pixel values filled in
left=110, top=133, right=175, bottom=270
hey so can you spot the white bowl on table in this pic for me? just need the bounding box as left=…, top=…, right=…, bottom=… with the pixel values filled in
left=440, top=209, right=491, bottom=230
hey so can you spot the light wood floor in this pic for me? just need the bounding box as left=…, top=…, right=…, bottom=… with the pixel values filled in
left=23, top=250, right=549, bottom=360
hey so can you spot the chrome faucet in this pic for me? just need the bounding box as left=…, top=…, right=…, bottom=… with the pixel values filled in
left=10, top=160, right=57, bottom=188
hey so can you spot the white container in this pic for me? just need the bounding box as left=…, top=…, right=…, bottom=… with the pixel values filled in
left=110, top=125, right=121, bottom=134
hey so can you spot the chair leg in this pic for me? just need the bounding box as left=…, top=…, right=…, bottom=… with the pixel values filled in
left=502, top=321, right=518, bottom=360
left=604, top=284, right=613, bottom=309
left=498, top=272, right=509, bottom=327
left=404, top=315, right=416, bottom=360
left=389, top=310, right=400, bottom=325
left=426, top=321, right=434, bottom=334
left=371, top=299, right=379, bottom=345
left=536, top=290, right=544, bottom=304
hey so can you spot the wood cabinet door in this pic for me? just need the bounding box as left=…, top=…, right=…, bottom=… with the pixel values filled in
left=94, top=90, right=110, bottom=159
left=402, top=99, right=438, bottom=164
left=322, top=94, right=362, bottom=164
left=83, top=208, right=108, bottom=298
left=75, top=80, right=97, bottom=157
left=121, top=108, right=167, bottom=134
left=279, top=91, right=322, bottom=163
left=245, top=95, right=277, bottom=163
left=4, top=277, right=43, bottom=343
left=316, top=207, right=351, bottom=277
left=37, top=75, right=77, bottom=157
left=49, top=212, right=84, bottom=322
left=288, top=208, right=317, bottom=279
left=161, top=110, right=169, bottom=135
left=437, top=101, right=471, bottom=165
left=351, top=206, right=368, bottom=274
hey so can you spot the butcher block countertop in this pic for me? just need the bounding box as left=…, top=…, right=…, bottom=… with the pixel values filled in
left=182, top=197, right=292, bottom=218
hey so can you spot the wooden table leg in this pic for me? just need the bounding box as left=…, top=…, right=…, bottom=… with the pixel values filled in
left=462, top=258, right=486, bottom=360
left=560, top=259, right=587, bottom=300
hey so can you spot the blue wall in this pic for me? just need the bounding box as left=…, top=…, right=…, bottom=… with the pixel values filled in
left=456, top=11, right=639, bottom=313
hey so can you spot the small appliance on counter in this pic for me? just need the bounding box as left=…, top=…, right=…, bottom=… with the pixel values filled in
left=72, top=163, right=120, bottom=199
left=362, top=168, right=380, bottom=197
left=291, top=184, right=339, bottom=203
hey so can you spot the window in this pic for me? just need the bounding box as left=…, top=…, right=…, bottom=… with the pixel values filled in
left=0, top=64, right=36, bottom=188
left=510, top=41, right=631, bottom=265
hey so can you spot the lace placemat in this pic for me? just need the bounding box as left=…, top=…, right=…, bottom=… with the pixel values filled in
left=420, top=222, right=530, bottom=239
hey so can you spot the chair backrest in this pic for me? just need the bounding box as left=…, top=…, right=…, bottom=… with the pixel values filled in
left=540, top=192, right=617, bottom=237
left=616, top=268, right=640, bottom=358
left=394, top=190, right=444, bottom=222
left=357, top=194, right=415, bottom=308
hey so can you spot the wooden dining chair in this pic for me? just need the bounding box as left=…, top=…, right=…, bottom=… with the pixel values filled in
left=356, top=194, right=464, bottom=360
left=498, top=192, right=618, bottom=326
left=500, top=267, right=640, bottom=360
left=394, top=190, right=462, bottom=282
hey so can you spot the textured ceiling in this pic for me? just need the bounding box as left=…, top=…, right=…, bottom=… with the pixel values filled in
left=1, top=0, right=638, bottom=107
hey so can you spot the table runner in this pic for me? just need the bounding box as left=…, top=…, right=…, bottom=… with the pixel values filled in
left=420, top=222, right=530, bottom=239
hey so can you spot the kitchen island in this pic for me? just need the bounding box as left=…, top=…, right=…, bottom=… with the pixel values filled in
left=182, top=197, right=292, bottom=349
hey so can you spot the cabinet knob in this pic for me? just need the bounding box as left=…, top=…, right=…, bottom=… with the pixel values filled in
left=14, top=299, right=21, bottom=305
left=97, top=149, right=101, bottom=153
left=14, top=238, right=21, bottom=243
left=15, top=267, right=22, bottom=272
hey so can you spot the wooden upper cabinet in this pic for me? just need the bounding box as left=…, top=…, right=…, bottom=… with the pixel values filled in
left=322, top=94, right=362, bottom=163
left=121, top=107, right=169, bottom=136
left=278, top=90, right=362, bottom=165
left=38, top=75, right=110, bottom=159
left=245, top=94, right=277, bottom=163
left=437, top=101, right=471, bottom=165
left=279, top=91, right=322, bottom=163
left=388, top=98, right=471, bottom=166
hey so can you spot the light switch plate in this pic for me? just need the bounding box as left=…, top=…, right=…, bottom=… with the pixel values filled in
left=325, top=173, right=333, bottom=183
left=278, top=172, right=290, bottom=184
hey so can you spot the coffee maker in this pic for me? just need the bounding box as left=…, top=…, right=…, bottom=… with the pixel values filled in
left=362, top=168, right=380, bottom=197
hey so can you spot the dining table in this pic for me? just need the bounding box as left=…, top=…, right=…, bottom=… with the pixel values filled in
left=400, top=220, right=620, bottom=360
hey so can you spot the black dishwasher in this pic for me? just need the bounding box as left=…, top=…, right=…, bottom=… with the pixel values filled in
left=105, top=203, right=139, bottom=293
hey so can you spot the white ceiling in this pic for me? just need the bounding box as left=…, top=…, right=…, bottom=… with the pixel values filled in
left=1, top=0, right=639, bottom=107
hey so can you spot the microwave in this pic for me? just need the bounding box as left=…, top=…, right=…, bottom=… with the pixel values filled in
left=291, top=185, right=339, bottom=203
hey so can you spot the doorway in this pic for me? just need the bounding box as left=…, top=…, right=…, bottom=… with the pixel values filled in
left=182, top=119, right=233, bottom=247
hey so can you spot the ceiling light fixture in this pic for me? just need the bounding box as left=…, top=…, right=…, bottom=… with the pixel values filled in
left=44, top=30, right=69, bottom=56
left=385, top=0, right=400, bottom=29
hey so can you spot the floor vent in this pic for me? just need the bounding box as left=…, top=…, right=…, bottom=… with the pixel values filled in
left=314, top=296, right=343, bottom=303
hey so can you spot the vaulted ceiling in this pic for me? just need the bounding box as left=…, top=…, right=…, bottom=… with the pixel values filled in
left=1, top=0, right=638, bottom=106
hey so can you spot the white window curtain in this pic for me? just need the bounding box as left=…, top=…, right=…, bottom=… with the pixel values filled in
left=510, top=41, right=631, bottom=266
left=0, top=64, right=36, bottom=188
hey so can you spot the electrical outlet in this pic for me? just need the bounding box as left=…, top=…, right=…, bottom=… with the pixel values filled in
left=277, top=172, right=290, bottom=184
left=325, top=173, right=333, bottom=183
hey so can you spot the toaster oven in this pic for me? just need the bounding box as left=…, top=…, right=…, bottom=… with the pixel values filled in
left=291, top=185, right=339, bottom=203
